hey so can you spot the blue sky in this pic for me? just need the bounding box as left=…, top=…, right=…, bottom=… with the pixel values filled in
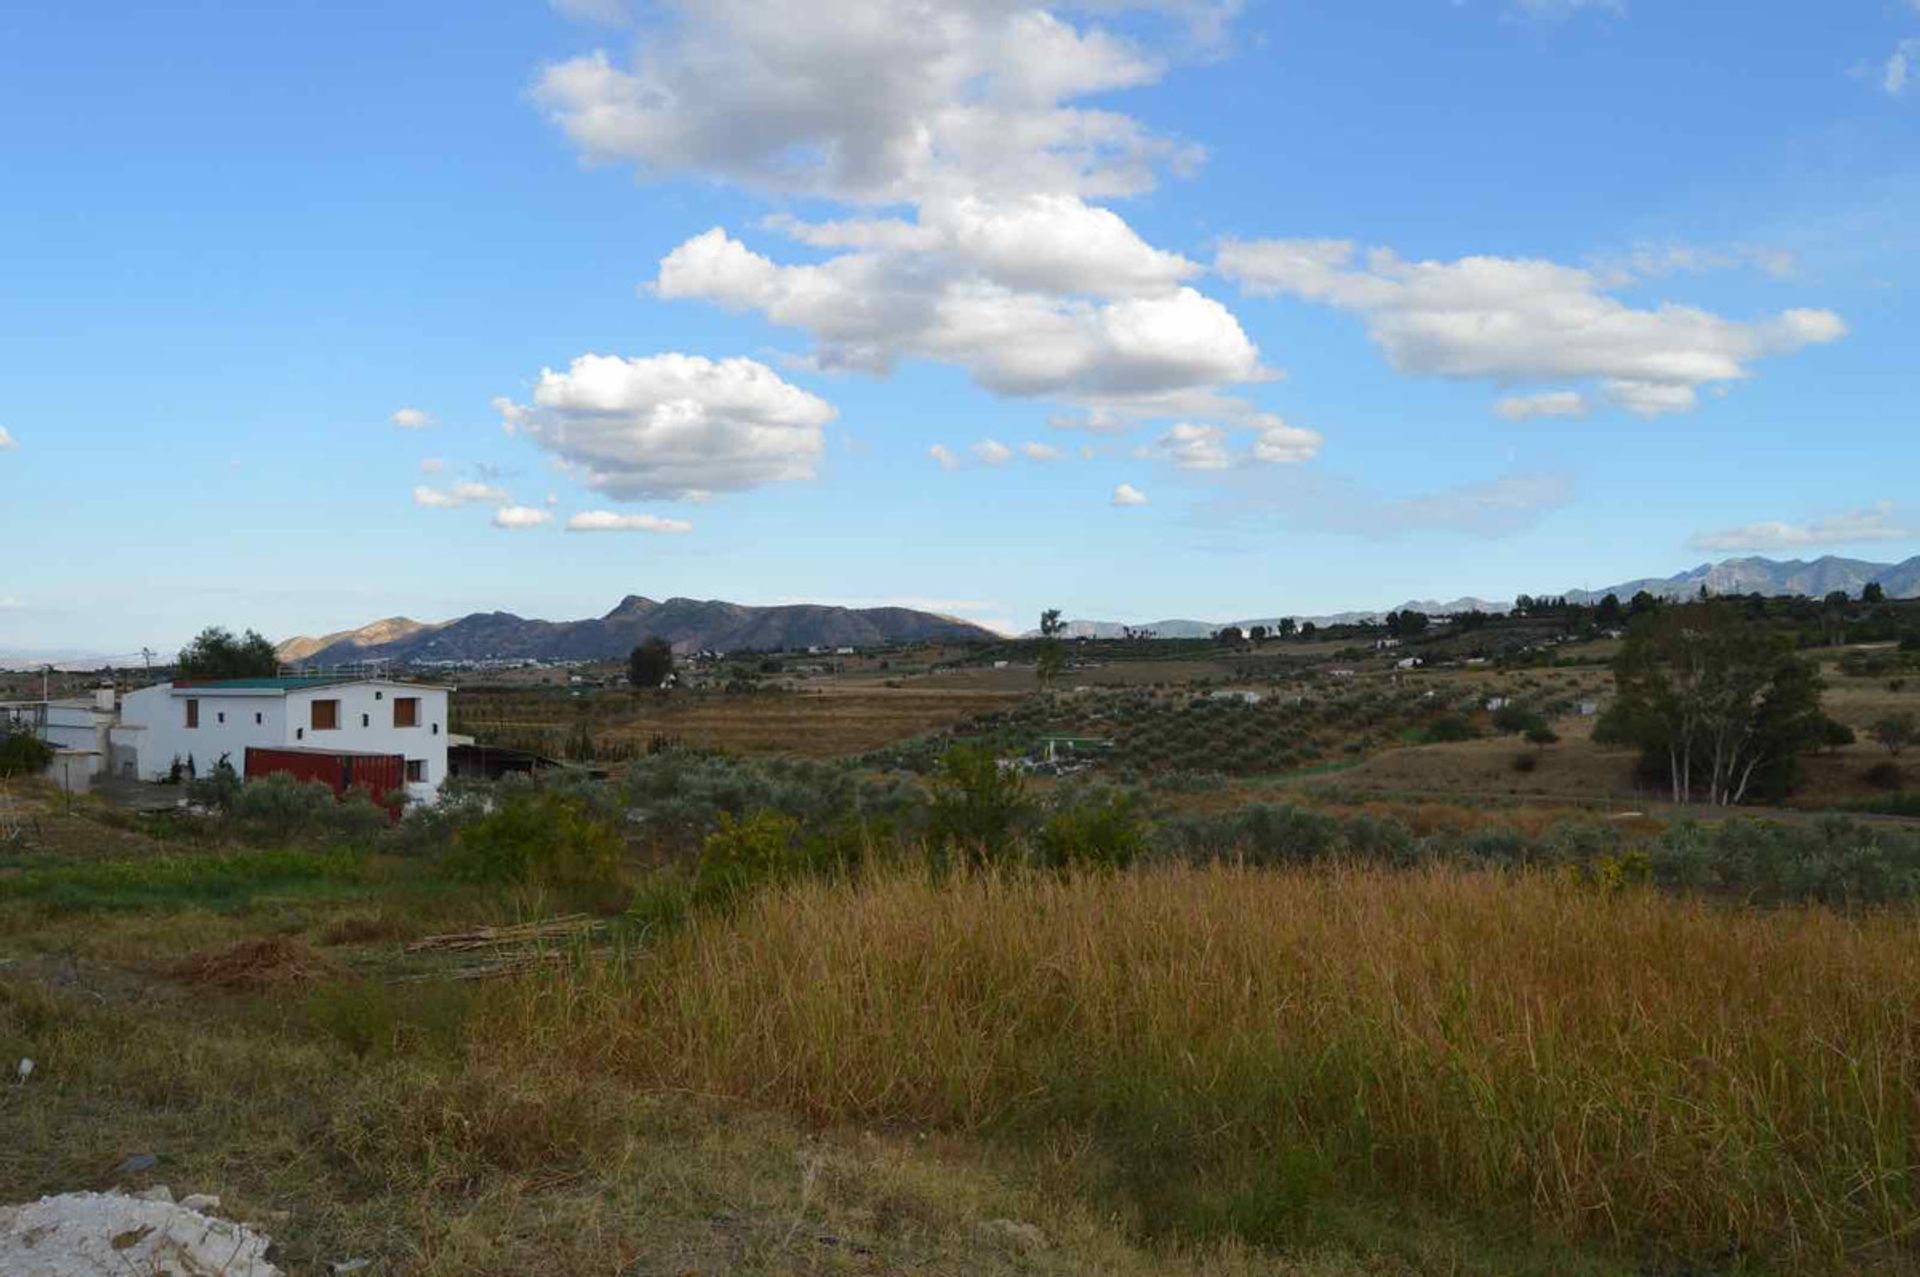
left=3, top=0, right=1916, bottom=656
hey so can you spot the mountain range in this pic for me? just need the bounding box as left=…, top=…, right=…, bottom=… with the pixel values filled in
left=1031, top=555, right=1920, bottom=637
left=278, top=596, right=998, bottom=666
left=242, top=552, right=1920, bottom=668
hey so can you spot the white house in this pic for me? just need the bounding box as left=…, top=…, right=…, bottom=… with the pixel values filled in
left=117, top=676, right=452, bottom=803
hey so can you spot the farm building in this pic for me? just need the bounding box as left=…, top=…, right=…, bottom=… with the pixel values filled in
left=0, top=688, right=120, bottom=792
left=116, top=676, right=451, bottom=803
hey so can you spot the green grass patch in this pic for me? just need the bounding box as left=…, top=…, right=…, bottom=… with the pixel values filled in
left=0, top=848, right=378, bottom=912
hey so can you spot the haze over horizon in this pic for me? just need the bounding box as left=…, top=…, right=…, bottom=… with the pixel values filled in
left=4, top=1, right=1916, bottom=652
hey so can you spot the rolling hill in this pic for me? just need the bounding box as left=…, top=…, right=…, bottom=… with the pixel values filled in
left=281, top=596, right=999, bottom=665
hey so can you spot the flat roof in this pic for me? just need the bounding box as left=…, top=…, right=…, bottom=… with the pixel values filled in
left=167, top=676, right=452, bottom=694
left=173, top=676, right=356, bottom=691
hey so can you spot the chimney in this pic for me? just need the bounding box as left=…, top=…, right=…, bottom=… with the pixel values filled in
left=94, top=686, right=116, bottom=712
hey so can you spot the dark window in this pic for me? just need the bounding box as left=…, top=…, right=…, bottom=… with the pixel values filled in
left=184, top=699, right=199, bottom=729
left=296, top=727, right=304, bottom=740
left=375, top=690, right=383, bottom=700
left=361, top=713, right=369, bottom=728
left=217, top=712, right=225, bottom=724
left=431, top=723, right=439, bottom=735
left=405, top=759, right=426, bottom=782
left=254, top=713, right=262, bottom=725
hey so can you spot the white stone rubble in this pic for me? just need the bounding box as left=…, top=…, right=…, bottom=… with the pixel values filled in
left=0, top=1190, right=281, bottom=1277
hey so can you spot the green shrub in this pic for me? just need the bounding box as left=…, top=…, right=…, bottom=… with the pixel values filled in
left=1032, top=789, right=1147, bottom=872
left=1422, top=714, right=1477, bottom=744
left=186, top=761, right=243, bottom=811
left=928, top=745, right=1032, bottom=869
left=446, top=790, right=625, bottom=903
left=232, top=773, right=344, bottom=842
left=693, top=810, right=809, bottom=910
left=0, top=732, right=53, bottom=778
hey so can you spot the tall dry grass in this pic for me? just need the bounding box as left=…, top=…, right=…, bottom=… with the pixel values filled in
left=480, top=864, right=1920, bottom=1267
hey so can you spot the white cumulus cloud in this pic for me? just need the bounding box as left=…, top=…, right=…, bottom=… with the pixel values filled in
left=656, top=224, right=1265, bottom=414
left=1216, top=238, right=1846, bottom=417
left=929, top=444, right=961, bottom=471
left=414, top=481, right=510, bottom=508
left=1151, top=422, right=1233, bottom=470
left=419, top=457, right=446, bottom=474
left=492, top=505, right=554, bottom=529
left=1144, top=417, right=1321, bottom=469
left=530, top=1, right=1222, bottom=205
left=1021, top=441, right=1063, bottom=461
left=1250, top=417, right=1322, bottom=463
left=972, top=438, right=1014, bottom=466
left=494, top=353, right=835, bottom=500
left=0, top=427, right=15, bottom=451
left=1112, top=482, right=1149, bottom=506
left=566, top=510, right=694, bottom=533
left=1689, top=505, right=1911, bottom=552
left=391, top=407, right=433, bottom=430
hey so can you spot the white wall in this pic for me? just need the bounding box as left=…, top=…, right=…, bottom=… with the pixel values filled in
left=284, top=684, right=448, bottom=802
left=45, top=702, right=116, bottom=759
left=120, top=684, right=288, bottom=780
left=118, top=681, right=449, bottom=801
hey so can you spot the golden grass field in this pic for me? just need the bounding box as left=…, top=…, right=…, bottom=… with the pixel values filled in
left=484, top=863, right=1920, bottom=1272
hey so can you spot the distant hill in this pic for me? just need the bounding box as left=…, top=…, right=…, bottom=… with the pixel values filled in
left=283, top=596, right=998, bottom=665
left=1031, top=556, right=1920, bottom=638
left=1571, top=555, right=1920, bottom=605
left=277, top=617, right=442, bottom=663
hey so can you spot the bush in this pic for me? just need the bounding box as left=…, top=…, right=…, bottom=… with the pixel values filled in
left=1866, top=761, right=1904, bottom=790
left=186, top=761, right=243, bottom=811
left=1649, top=817, right=1920, bottom=907
left=622, top=751, right=924, bottom=855
left=1511, top=751, right=1539, bottom=774
left=928, top=745, right=1032, bottom=869
left=0, top=732, right=53, bottom=778
left=232, top=773, right=346, bottom=842
left=446, top=790, right=625, bottom=903
left=1422, top=714, right=1476, bottom=744
left=1032, top=789, right=1147, bottom=872
left=692, top=809, right=852, bottom=910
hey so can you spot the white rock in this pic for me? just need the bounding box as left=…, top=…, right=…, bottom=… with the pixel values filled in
left=0, top=1191, right=282, bottom=1276
left=180, top=1194, right=220, bottom=1213
left=132, top=1185, right=175, bottom=1204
